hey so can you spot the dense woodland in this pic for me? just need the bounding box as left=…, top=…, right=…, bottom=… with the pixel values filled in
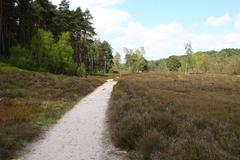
left=0, top=0, right=113, bottom=75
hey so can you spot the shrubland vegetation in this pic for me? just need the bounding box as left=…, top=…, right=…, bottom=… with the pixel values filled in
left=0, top=0, right=113, bottom=75
left=108, top=73, right=240, bottom=160
left=0, top=67, right=104, bottom=160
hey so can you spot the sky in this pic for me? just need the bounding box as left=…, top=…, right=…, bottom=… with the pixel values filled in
left=50, top=0, right=240, bottom=60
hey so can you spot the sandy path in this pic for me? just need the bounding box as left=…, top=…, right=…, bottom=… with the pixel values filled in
left=20, top=80, right=125, bottom=160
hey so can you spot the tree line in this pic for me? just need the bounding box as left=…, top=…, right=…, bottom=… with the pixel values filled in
left=112, top=44, right=240, bottom=75
left=112, top=47, right=147, bottom=73
left=0, top=0, right=113, bottom=75
left=147, top=43, right=240, bottom=75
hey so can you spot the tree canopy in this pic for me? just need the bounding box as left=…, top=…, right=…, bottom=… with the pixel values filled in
left=0, top=0, right=113, bottom=75
left=125, top=47, right=146, bottom=73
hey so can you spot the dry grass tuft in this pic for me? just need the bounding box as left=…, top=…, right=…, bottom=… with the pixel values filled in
left=108, top=72, right=240, bottom=160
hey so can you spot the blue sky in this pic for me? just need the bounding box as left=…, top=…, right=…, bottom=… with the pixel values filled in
left=118, top=0, right=239, bottom=26
left=117, top=0, right=240, bottom=33
left=51, top=0, right=240, bottom=60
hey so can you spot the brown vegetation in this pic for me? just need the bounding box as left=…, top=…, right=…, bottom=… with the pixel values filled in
left=0, top=70, right=104, bottom=160
left=108, top=72, right=240, bottom=160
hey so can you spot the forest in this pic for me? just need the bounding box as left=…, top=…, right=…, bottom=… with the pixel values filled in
left=0, top=0, right=113, bottom=75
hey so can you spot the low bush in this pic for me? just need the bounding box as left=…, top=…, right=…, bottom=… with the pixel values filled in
left=0, top=70, right=104, bottom=160
left=108, top=72, right=240, bottom=160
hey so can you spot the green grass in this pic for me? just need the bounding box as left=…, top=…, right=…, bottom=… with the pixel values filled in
left=0, top=69, right=105, bottom=160
left=108, top=72, right=240, bottom=160
left=0, top=62, right=23, bottom=71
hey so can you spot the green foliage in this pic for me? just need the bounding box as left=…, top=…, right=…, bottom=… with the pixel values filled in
left=33, top=0, right=57, bottom=31
left=88, top=39, right=114, bottom=74
left=9, top=46, right=31, bottom=68
left=185, top=41, right=193, bottom=55
left=102, top=41, right=114, bottom=73
left=229, top=54, right=240, bottom=74
left=50, top=32, right=74, bottom=74
left=30, top=29, right=54, bottom=70
left=29, top=29, right=76, bottom=74
left=112, top=52, right=121, bottom=72
left=166, top=56, right=181, bottom=71
left=149, top=48, right=240, bottom=75
left=6, top=29, right=114, bottom=76
left=146, top=61, right=158, bottom=71
left=6, top=29, right=78, bottom=75
left=76, top=63, right=87, bottom=76
left=0, top=62, right=22, bottom=71
left=184, top=41, right=195, bottom=72
left=125, top=47, right=146, bottom=73
left=1, top=0, right=113, bottom=76
left=159, top=60, right=169, bottom=72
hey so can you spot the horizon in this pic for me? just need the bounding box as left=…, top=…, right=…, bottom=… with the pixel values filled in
left=51, top=0, right=240, bottom=60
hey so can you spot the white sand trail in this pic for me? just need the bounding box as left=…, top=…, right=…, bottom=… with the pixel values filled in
left=20, top=80, right=125, bottom=160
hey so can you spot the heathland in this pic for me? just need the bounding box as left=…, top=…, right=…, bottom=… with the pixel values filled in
left=108, top=72, right=240, bottom=160
left=0, top=64, right=104, bottom=160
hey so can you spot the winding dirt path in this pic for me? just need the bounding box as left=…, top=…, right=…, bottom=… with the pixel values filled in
left=20, top=80, right=125, bottom=160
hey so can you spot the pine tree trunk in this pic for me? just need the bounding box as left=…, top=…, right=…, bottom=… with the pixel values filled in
left=0, top=0, right=10, bottom=57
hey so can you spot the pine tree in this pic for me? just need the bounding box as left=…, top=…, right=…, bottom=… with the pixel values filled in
left=0, top=0, right=17, bottom=56
left=16, top=0, right=35, bottom=46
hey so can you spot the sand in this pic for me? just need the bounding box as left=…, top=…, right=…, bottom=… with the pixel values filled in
left=20, top=80, right=126, bottom=160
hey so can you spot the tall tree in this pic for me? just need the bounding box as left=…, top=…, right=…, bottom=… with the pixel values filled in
left=125, top=47, right=146, bottom=73
left=113, top=52, right=121, bottom=72
left=0, top=0, right=17, bottom=56
left=101, top=41, right=113, bottom=73
left=0, top=0, right=114, bottom=75
left=54, top=0, right=72, bottom=34
left=184, top=41, right=194, bottom=72
left=71, top=8, right=96, bottom=72
left=167, top=56, right=181, bottom=71
left=16, top=0, right=35, bottom=46
left=33, top=0, right=57, bottom=31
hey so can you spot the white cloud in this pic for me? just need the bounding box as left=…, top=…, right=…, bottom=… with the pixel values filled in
left=224, top=32, right=240, bottom=42
left=206, top=12, right=231, bottom=26
left=112, top=22, right=189, bottom=60
left=89, top=7, right=130, bottom=37
left=50, top=0, right=130, bottom=41
left=111, top=21, right=240, bottom=60
left=234, top=14, right=240, bottom=31
left=50, top=1, right=240, bottom=60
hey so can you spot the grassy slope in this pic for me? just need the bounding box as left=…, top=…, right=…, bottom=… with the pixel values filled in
left=108, top=72, right=240, bottom=160
left=0, top=65, right=105, bottom=160
left=0, top=62, right=23, bottom=71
